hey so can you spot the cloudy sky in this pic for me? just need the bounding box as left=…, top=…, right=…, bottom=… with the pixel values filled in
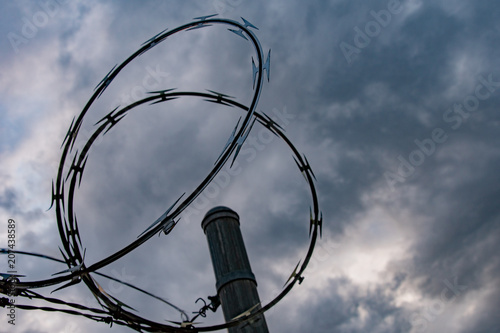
left=1, top=0, right=500, bottom=332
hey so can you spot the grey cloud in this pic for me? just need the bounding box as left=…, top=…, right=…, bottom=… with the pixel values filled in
left=2, top=0, right=500, bottom=332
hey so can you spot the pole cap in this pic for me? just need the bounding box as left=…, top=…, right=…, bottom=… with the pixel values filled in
left=201, top=206, right=240, bottom=233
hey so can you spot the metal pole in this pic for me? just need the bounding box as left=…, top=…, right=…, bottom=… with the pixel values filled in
left=202, top=206, right=269, bottom=333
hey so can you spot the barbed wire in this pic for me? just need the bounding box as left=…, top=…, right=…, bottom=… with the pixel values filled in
left=1, top=14, right=322, bottom=332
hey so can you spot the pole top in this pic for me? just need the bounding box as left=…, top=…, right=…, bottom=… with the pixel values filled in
left=201, top=206, right=240, bottom=232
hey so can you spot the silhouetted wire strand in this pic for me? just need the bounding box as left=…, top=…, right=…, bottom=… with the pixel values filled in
left=1, top=249, right=189, bottom=320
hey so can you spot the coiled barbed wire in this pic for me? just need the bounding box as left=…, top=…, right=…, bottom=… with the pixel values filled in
left=1, top=15, right=322, bottom=332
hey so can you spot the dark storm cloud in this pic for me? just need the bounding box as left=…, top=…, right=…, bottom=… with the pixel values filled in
left=291, top=276, right=413, bottom=333
left=2, top=0, right=500, bottom=332
left=256, top=1, right=500, bottom=332
left=0, top=188, right=17, bottom=210
left=0, top=187, right=45, bottom=224
left=396, top=147, right=500, bottom=291
left=281, top=0, right=500, bottom=228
